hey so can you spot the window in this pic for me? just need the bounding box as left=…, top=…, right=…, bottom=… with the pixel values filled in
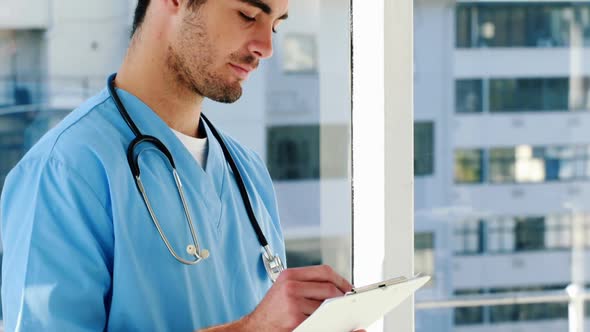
left=514, top=217, right=545, bottom=251
left=285, top=238, right=322, bottom=267
left=456, top=3, right=590, bottom=48
left=283, top=34, right=318, bottom=74
left=456, top=214, right=580, bottom=255
left=489, top=285, right=568, bottom=322
left=487, top=217, right=516, bottom=253
left=414, top=122, right=434, bottom=176
left=455, top=80, right=483, bottom=113
left=453, top=220, right=485, bottom=255
left=454, top=286, right=569, bottom=325
left=541, top=146, right=580, bottom=181
left=487, top=144, right=589, bottom=184
left=454, top=149, right=484, bottom=183
left=489, top=147, right=516, bottom=183
left=0, top=30, right=44, bottom=107
left=455, top=5, right=473, bottom=48
left=415, top=232, right=435, bottom=287
left=546, top=214, right=571, bottom=250
left=267, top=125, right=320, bottom=181
left=490, top=78, right=569, bottom=112
left=456, top=77, right=590, bottom=114
left=454, top=289, right=484, bottom=325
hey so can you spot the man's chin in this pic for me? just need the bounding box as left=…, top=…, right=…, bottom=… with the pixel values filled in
left=207, top=87, right=243, bottom=104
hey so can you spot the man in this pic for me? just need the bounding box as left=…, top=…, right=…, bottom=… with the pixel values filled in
left=1, top=0, right=362, bottom=331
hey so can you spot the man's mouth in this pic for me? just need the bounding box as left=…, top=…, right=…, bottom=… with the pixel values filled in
left=229, top=63, right=253, bottom=80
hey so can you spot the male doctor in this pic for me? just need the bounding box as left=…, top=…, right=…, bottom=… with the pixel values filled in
left=0, top=0, right=363, bottom=331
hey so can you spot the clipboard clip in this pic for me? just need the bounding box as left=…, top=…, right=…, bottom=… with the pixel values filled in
left=346, top=275, right=419, bottom=296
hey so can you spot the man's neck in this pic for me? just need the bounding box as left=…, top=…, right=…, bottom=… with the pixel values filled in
left=114, top=38, right=205, bottom=138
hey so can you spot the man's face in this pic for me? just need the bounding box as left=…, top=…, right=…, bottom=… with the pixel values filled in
left=168, top=0, right=289, bottom=103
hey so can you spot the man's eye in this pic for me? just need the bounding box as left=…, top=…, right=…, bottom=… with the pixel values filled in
left=239, top=12, right=256, bottom=22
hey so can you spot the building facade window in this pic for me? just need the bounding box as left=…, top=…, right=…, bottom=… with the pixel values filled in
left=455, top=79, right=483, bottom=113
left=488, top=147, right=516, bottom=183
left=454, top=286, right=568, bottom=325
left=285, top=238, right=322, bottom=268
left=456, top=77, right=590, bottom=114
left=487, top=217, right=516, bottom=253
left=490, top=78, right=569, bottom=112
left=267, top=125, right=320, bottom=181
left=454, top=289, right=485, bottom=325
left=453, top=220, right=485, bottom=255
left=415, top=232, right=435, bottom=286
left=489, top=285, right=568, bottom=322
left=455, top=214, right=578, bottom=255
left=546, top=214, right=572, bottom=249
left=454, top=149, right=484, bottom=183
left=514, top=217, right=545, bottom=251
left=414, top=122, right=434, bottom=176
left=282, top=34, right=318, bottom=74
left=456, top=3, right=590, bottom=48
left=458, top=144, right=590, bottom=184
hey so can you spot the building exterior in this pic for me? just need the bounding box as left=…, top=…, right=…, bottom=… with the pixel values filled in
left=414, top=0, right=590, bottom=331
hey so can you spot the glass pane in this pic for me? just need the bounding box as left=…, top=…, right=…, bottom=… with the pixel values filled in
left=416, top=1, right=589, bottom=331
left=415, top=122, right=435, bottom=176
left=454, top=149, right=483, bottom=183
left=455, top=80, right=482, bottom=113
left=456, top=3, right=587, bottom=48
left=262, top=0, right=352, bottom=279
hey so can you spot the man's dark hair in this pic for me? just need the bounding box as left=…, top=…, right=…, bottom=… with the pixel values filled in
left=131, top=0, right=207, bottom=37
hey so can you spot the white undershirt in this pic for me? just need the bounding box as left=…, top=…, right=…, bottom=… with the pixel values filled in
left=170, top=128, right=209, bottom=170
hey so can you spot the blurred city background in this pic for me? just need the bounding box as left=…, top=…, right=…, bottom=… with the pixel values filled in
left=415, top=0, right=590, bottom=331
left=2, top=0, right=590, bottom=331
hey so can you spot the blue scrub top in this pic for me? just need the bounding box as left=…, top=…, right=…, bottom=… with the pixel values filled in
left=0, top=82, right=286, bottom=331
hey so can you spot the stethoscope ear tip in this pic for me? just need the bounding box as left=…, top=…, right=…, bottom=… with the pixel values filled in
left=187, top=245, right=210, bottom=260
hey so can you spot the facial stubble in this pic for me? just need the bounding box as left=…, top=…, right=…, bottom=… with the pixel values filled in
left=167, top=12, right=243, bottom=104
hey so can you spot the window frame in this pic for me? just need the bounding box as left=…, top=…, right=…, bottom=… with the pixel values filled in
left=352, top=0, right=414, bottom=331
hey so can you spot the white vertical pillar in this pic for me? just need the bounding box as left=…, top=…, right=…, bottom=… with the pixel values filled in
left=383, top=0, right=415, bottom=331
left=351, top=0, right=385, bottom=331
left=353, top=0, right=415, bottom=331
left=568, top=11, right=585, bottom=332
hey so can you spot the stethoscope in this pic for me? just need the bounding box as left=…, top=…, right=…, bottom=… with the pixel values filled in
left=107, top=73, right=285, bottom=282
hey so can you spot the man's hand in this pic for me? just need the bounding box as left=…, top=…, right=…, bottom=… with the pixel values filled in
left=242, top=265, right=355, bottom=332
left=199, top=265, right=366, bottom=332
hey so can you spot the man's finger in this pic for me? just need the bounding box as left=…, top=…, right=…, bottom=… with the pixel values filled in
left=279, top=265, right=353, bottom=293
left=290, top=281, right=345, bottom=300
left=297, top=297, right=324, bottom=316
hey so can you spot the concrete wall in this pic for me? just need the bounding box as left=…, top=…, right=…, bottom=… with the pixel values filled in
left=0, top=1, right=50, bottom=29
left=45, top=0, right=130, bottom=108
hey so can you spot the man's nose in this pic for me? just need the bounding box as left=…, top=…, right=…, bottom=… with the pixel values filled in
left=248, top=26, right=274, bottom=59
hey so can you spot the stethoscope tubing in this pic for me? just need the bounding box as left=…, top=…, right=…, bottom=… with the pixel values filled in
left=106, top=73, right=276, bottom=266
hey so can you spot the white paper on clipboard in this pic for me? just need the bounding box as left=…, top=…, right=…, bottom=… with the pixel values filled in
left=293, top=274, right=431, bottom=332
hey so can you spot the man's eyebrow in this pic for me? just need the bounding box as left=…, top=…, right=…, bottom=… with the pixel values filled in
left=238, top=0, right=289, bottom=20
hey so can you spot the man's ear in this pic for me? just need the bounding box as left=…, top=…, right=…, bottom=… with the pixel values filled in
left=161, top=0, right=182, bottom=14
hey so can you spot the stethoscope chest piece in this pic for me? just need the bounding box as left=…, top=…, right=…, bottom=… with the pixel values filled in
left=262, top=245, right=285, bottom=283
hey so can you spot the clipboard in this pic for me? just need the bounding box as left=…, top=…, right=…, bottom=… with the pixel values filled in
left=293, top=274, right=431, bottom=332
